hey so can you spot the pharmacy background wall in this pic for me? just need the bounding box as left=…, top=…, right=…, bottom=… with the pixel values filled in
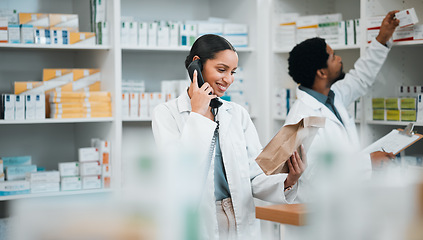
left=0, top=0, right=422, bottom=239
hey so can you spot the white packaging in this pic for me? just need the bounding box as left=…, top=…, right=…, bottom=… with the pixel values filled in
left=224, top=23, right=248, bottom=48
left=170, top=22, right=179, bottom=46
left=102, top=164, right=111, bottom=188
left=61, top=176, right=82, bottom=191
left=0, top=17, right=7, bottom=43
left=180, top=24, right=189, bottom=46
left=0, top=181, right=30, bottom=196
left=25, top=94, right=36, bottom=120
left=34, top=29, right=51, bottom=44
left=393, top=26, right=414, bottom=42
left=338, top=21, right=346, bottom=45
left=128, top=21, right=138, bottom=46
left=296, top=15, right=319, bottom=43
left=35, top=94, right=45, bottom=119
left=129, top=92, right=139, bottom=117
left=187, top=24, right=198, bottom=46
left=148, top=21, right=158, bottom=47
left=2, top=94, right=15, bottom=120
left=273, top=13, right=298, bottom=49
left=78, top=147, right=100, bottom=162
left=80, top=161, right=101, bottom=176
left=122, top=93, right=129, bottom=117
left=30, top=182, right=60, bottom=193
left=121, top=21, right=130, bottom=46
left=355, top=19, right=361, bottom=44
left=138, top=22, right=148, bottom=46
left=157, top=22, right=170, bottom=47
left=8, top=24, right=20, bottom=43
left=82, top=175, right=101, bottom=189
left=97, top=21, right=109, bottom=45
left=6, top=165, right=37, bottom=181
left=414, top=24, right=423, bottom=40
left=395, top=8, right=419, bottom=28
left=20, top=24, right=34, bottom=44
left=198, top=22, right=223, bottom=36
left=15, top=95, right=25, bottom=120
left=26, top=171, right=60, bottom=183
left=139, top=92, right=149, bottom=118
left=59, top=162, right=79, bottom=177
left=418, top=94, right=423, bottom=122
left=91, top=139, right=111, bottom=165
left=346, top=19, right=355, bottom=45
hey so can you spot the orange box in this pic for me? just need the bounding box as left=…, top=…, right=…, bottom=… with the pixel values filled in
left=48, top=14, right=79, bottom=32
left=69, top=32, right=95, bottom=45
left=19, top=13, right=49, bottom=28
left=14, top=81, right=44, bottom=94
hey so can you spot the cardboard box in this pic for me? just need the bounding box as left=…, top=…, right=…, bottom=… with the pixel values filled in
left=14, top=94, right=25, bottom=120
left=148, top=22, right=158, bottom=47
left=14, top=81, right=44, bottom=95
left=35, top=94, right=45, bottom=119
left=78, top=147, right=100, bottom=162
left=61, top=176, right=82, bottom=191
left=129, top=93, right=139, bottom=117
left=69, top=32, right=95, bottom=45
left=122, top=93, right=129, bottom=117
left=80, top=161, right=101, bottom=176
left=48, top=14, right=78, bottom=32
left=58, top=162, right=79, bottom=177
left=385, top=98, right=400, bottom=109
left=82, top=175, right=101, bottom=189
left=91, top=139, right=111, bottom=165
left=0, top=181, right=30, bottom=196
left=395, top=8, right=419, bottom=28
left=19, top=13, right=49, bottom=28
left=6, top=165, right=37, bottom=181
left=1, top=94, right=15, bottom=120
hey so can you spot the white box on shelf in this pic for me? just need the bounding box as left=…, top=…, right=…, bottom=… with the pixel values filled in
left=61, top=176, right=82, bottom=191
left=91, top=139, right=110, bottom=165
left=273, top=13, right=298, bottom=49
left=2, top=94, right=15, bottom=120
left=413, top=24, right=423, bottom=40
left=20, top=24, right=34, bottom=44
left=80, top=161, right=101, bottom=176
left=296, top=15, right=319, bottom=43
left=355, top=19, right=361, bottom=44
left=395, top=8, right=419, bottom=28
left=187, top=24, right=198, bottom=46
left=170, top=22, right=179, bottom=46
left=418, top=94, right=423, bottom=122
left=8, top=24, right=20, bottom=43
left=393, top=26, right=414, bottom=42
left=129, top=93, right=139, bottom=117
left=198, top=22, right=223, bottom=36
left=0, top=17, right=7, bottom=43
left=128, top=21, right=138, bottom=46
left=139, top=93, right=149, bottom=118
left=121, top=21, right=130, bottom=46
left=78, top=148, right=99, bottom=162
left=138, top=22, right=148, bottom=46
left=35, top=94, right=45, bottom=119
left=6, top=165, right=37, bottom=181
left=157, top=21, right=170, bottom=47
left=148, top=21, right=158, bottom=47
left=122, top=93, right=129, bottom=117
left=59, top=162, right=79, bottom=177
left=26, top=171, right=60, bottom=183
left=30, top=182, right=60, bottom=193
left=346, top=19, right=355, bottom=45
left=0, top=181, right=30, bottom=196
left=180, top=24, right=189, bottom=46
left=25, top=94, right=36, bottom=120
left=82, top=175, right=101, bottom=189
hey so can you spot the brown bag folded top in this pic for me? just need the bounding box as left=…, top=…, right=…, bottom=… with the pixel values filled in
left=255, top=116, right=326, bottom=175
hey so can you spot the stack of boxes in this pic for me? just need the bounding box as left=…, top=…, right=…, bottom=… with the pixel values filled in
left=372, top=95, right=420, bottom=122
left=121, top=17, right=249, bottom=48
left=367, top=8, right=421, bottom=43
left=26, top=171, right=60, bottom=193
left=59, top=162, right=81, bottom=191
left=1, top=93, right=45, bottom=121
left=0, top=156, right=33, bottom=196
left=274, top=12, right=360, bottom=50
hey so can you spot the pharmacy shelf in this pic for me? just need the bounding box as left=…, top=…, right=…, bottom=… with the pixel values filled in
left=0, top=189, right=113, bottom=201
left=0, top=43, right=111, bottom=50
left=364, top=40, right=423, bottom=48
left=0, top=118, right=114, bottom=125
left=366, top=120, right=423, bottom=127
left=121, top=45, right=254, bottom=52
left=274, top=44, right=360, bottom=53
left=122, top=117, right=152, bottom=122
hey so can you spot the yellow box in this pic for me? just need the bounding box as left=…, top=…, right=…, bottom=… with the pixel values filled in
left=372, top=98, right=385, bottom=109
left=401, top=110, right=417, bottom=121
left=400, top=98, right=417, bottom=110
left=69, top=32, right=96, bottom=45
left=48, top=14, right=79, bottom=32
left=385, top=98, right=400, bottom=110
left=51, top=102, right=112, bottom=109
left=43, top=69, right=74, bottom=82
left=51, top=112, right=112, bottom=119
left=373, top=109, right=385, bottom=120
left=19, top=13, right=49, bottom=28
left=14, top=81, right=44, bottom=95
left=386, top=110, right=400, bottom=121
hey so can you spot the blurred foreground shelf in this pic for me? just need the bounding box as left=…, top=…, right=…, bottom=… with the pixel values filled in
left=256, top=203, right=307, bottom=226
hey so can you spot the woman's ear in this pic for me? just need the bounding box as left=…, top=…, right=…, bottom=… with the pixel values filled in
left=192, top=55, right=200, bottom=61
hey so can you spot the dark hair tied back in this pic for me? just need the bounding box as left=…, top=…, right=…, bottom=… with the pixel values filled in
left=185, top=34, right=236, bottom=69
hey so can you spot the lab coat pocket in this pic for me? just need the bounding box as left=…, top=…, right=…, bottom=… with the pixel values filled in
left=234, top=142, right=249, bottom=178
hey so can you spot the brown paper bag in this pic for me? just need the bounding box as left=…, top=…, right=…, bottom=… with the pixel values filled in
left=255, top=116, right=326, bottom=175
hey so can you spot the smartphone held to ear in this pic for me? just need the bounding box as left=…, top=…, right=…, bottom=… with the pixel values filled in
left=188, top=60, right=222, bottom=109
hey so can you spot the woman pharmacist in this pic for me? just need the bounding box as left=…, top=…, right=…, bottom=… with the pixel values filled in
left=152, top=34, right=306, bottom=239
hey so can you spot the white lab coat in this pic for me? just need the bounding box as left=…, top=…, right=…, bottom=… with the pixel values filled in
left=152, top=91, right=298, bottom=240
left=284, top=39, right=391, bottom=203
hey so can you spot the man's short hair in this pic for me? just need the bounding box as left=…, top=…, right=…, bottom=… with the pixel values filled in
left=288, top=37, right=329, bottom=88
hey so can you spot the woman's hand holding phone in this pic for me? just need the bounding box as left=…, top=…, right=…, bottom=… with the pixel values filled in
left=189, top=70, right=217, bottom=116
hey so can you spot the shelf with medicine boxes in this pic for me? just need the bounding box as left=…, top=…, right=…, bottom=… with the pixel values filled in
left=119, top=0, right=261, bottom=171
left=0, top=188, right=113, bottom=201
left=367, top=120, right=423, bottom=127
left=0, top=0, right=122, bottom=206
left=274, top=44, right=360, bottom=54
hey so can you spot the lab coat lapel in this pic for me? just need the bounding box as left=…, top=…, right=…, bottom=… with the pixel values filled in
left=216, top=102, right=232, bottom=143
